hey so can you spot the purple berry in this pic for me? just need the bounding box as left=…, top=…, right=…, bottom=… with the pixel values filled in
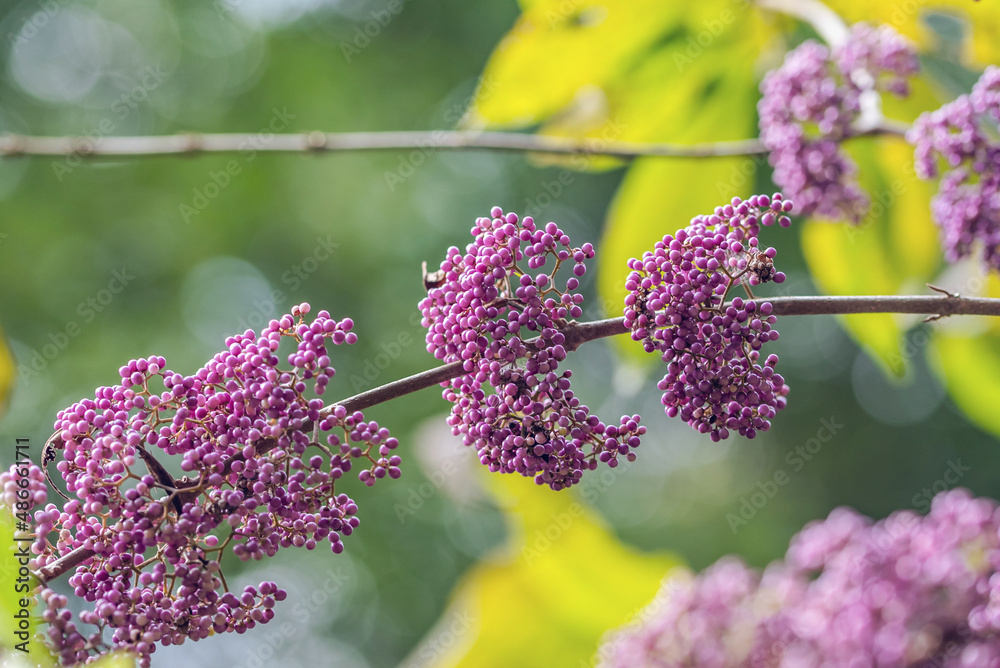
left=624, top=194, right=793, bottom=439
left=8, top=302, right=398, bottom=666
left=418, top=207, right=643, bottom=490
left=759, top=23, right=918, bottom=221
left=908, top=66, right=1000, bottom=272
left=599, top=489, right=1000, bottom=668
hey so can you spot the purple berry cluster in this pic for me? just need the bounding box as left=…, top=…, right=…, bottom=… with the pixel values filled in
left=759, top=23, right=918, bottom=221
left=624, top=194, right=792, bottom=441
left=0, top=461, right=48, bottom=509
left=908, top=66, right=1000, bottom=272
left=837, top=23, right=918, bottom=98
left=599, top=489, right=1000, bottom=668
left=10, top=303, right=398, bottom=666
left=419, top=206, right=643, bottom=490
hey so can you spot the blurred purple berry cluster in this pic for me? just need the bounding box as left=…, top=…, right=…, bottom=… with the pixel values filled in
left=624, top=194, right=792, bottom=441
left=600, top=489, right=1000, bottom=667
left=759, top=23, right=918, bottom=222
left=11, top=303, right=397, bottom=666
left=0, top=461, right=47, bottom=508
left=419, top=206, right=643, bottom=490
left=909, top=66, right=1000, bottom=273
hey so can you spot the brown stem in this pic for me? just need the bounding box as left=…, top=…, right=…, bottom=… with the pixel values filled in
left=33, top=290, right=998, bottom=584
left=35, top=547, right=95, bottom=584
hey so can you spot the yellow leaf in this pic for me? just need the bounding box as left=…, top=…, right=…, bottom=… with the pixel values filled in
left=598, top=155, right=762, bottom=360
left=470, top=0, right=687, bottom=127
left=530, top=20, right=767, bottom=172
left=926, top=274, right=1000, bottom=440
left=402, top=471, right=681, bottom=668
left=931, top=331, right=1000, bottom=441
left=0, top=326, right=15, bottom=419
left=473, top=0, right=774, bottom=172
left=880, top=73, right=948, bottom=125
left=801, top=137, right=941, bottom=376
left=0, top=512, right=53, bottom=667
left=88, top=652, right=137, bottom=668
left=823, top=0, right=1000, bottom=65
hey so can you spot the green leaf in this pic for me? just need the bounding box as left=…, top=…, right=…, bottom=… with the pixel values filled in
left=401, top=472, right=681, bottom=668
left=800, top=137, right=941, bottom=376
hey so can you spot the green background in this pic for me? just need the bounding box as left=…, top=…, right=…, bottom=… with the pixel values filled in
left=0, top=1, right=997, bottom=666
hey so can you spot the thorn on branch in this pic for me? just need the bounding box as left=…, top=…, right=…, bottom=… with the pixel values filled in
left=927, top=283, right=960, bottom=299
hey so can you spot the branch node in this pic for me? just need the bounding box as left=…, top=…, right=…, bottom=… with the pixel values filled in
left=183, top=133, right=205, bottom=154
left=306, top=131, right=329, bottom=151
left=74, top=139, right=96, bottom=157
left=1, top=134, right=25, bottom=157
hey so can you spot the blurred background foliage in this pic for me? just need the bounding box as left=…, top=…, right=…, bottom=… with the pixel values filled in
left=1, top=0, right=1000, bottom=666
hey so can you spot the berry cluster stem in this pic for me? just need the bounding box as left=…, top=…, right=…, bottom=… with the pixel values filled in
left=33, top=290, right=1000, bottom=584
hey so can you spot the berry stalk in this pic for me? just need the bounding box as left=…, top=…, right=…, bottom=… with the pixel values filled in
left=33, top=290, right=1000, bottom=585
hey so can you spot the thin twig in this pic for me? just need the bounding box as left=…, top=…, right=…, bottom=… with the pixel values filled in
left=0, top=131, right=765, bottom=160
left=328, top=293, right=1000, bottom=413
left=0, top=125, right=906, bottom=162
